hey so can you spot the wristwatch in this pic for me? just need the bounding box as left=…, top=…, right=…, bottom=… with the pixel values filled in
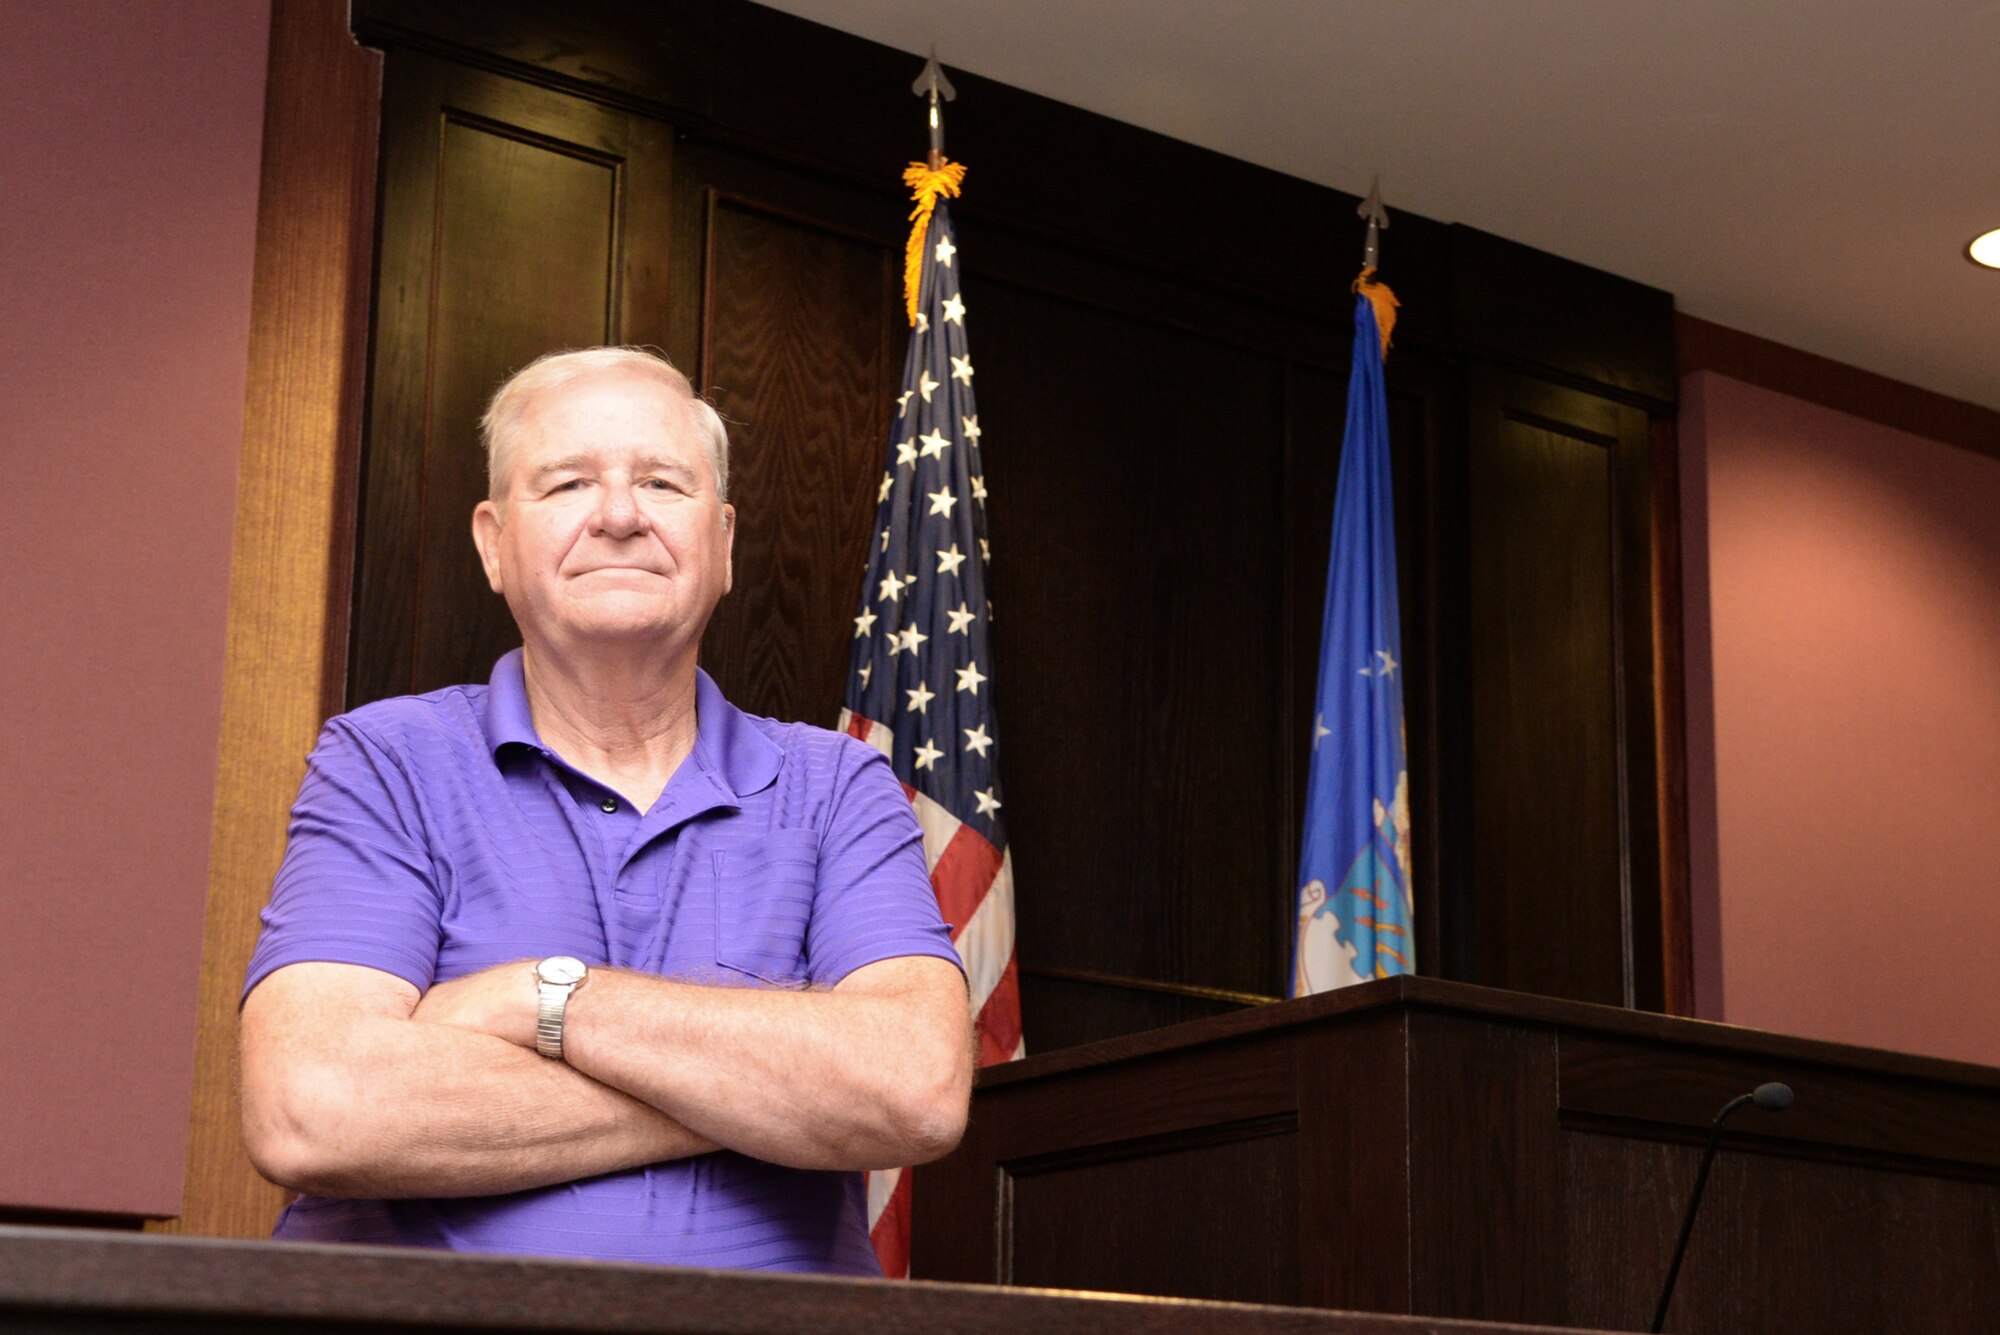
left=533, top=956, right=589, bottom=1061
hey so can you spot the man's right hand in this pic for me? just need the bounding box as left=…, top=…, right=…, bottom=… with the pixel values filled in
left=409, top=959, right=541, bottom=1049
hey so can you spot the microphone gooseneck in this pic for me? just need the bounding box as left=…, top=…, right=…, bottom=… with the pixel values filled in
left=1649, top=1082, right=1794, bottom=1333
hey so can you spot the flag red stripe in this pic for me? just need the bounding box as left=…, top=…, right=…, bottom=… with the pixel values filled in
left=869, top=1162, right=913, bottom=1279
left=973, top=953, right=1022, bottom=1065
left=930, top=823, right=1004, bottom=937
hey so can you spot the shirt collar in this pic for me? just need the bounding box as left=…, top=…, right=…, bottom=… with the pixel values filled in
left=482, top=649, right=542, bottom=754
left=481, top=649, right=780, bottom=799
left=687, top=666, right=782, bottom=799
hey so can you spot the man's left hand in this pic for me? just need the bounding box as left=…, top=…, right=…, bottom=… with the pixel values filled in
left=412, top=961, right=540, bottom=1049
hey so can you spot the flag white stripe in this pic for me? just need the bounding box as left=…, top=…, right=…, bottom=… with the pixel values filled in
left=909, top=786, right=962, bottom=874
left=867, top=1163, right=902, bottom=1230
left=954, top=850, right=1015, bottom=1014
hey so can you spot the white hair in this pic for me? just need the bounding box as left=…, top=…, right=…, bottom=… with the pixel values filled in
left=479, top=346, right=730, bottom=503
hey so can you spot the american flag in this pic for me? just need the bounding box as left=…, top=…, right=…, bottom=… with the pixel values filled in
left=838, top=194, right=1022, bottom=1278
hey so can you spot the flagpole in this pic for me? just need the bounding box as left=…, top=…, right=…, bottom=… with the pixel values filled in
left=849, top=50, right=1019, bottom=1280
left=1291, top=176, right=1411, bottom=996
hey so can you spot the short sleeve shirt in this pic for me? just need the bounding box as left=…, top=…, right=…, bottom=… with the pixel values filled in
left=244, top=651, right=962, bottom=1273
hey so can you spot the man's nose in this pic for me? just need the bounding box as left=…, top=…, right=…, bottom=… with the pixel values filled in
left=590, top=480, right=650, bottom=537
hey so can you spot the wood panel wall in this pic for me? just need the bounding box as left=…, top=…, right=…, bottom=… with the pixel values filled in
left=347, top=57, right=675, bottom=702
left=148, top=0, right=382, bottom=1238
left=341, top=0, right=1682, bottom=1054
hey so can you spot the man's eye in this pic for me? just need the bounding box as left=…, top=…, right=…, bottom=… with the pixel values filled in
left=550, top=478, right=587, bottom=493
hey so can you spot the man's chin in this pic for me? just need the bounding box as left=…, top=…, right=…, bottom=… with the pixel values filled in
left=553, top=603, right=698, bottom=648
left=569, top=567, right=668, bottom=588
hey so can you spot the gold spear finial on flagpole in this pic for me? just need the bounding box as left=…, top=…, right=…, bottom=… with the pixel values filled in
left=912, top=47, right=956, bottom=171
left=1354, top=176, right=1399, bottom=356
left=903, top=50, right=966, bottom=325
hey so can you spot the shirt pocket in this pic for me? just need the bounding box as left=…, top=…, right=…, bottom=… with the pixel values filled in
left=711, top=828, right=820, bottom=986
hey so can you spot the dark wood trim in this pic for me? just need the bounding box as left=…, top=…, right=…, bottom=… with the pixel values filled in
left=1650, top=414, right=1694, bottom=1016
left=975, top=974, right=2000, bottom=1093
left=1022, top=964, right=1280, bottom=1009
left=1677, top=313, right=2000, bottom=460
left=348, top=0, right=1675, bottom=409
left=1451, top=227, right=1677, bottom=410
left=148, top=0, right=382, bottom=1241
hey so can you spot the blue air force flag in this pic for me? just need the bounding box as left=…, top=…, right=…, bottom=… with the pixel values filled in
left=1291, top=293, right=1414, bottom=995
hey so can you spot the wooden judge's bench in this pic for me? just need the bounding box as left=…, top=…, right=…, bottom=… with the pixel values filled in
left=7, top=979, right=1997, bottom=1334
left=914, top=977, right=2000, bottom=1333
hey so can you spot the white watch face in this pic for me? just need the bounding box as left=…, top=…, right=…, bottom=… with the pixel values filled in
left=538, top=956, right=587, bottom=986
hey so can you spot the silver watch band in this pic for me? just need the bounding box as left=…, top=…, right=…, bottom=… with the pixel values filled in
left=533, top=957, right=588, bottom=1061
left=535, top=983, right=569, bottom=1061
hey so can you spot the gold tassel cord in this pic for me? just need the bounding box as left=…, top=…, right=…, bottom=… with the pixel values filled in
left=1354, top=265, right=1400, bottom=358
left=903, top=158, right=967, bottom=326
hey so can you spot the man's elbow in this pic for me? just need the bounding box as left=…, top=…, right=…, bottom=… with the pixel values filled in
left=892, top=1041, right=973, bottom=1164
left=901, top=1097, right=968, bottom=1164
left=241, top=1066, right=365, bottom=1196
left=243, top=1120, right=320, bottom=1195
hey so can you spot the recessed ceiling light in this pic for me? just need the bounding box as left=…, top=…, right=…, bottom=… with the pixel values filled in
left=1970, top=229, right=2000, bottom=269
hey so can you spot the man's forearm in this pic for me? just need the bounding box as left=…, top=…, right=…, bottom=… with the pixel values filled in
left=557, top=961, right=969, bottom=1172
left=245, top=1004, right=714, bottom=1199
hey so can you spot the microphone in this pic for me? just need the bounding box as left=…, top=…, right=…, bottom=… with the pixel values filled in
left=1649, top=1082, right=1794, bottom=1332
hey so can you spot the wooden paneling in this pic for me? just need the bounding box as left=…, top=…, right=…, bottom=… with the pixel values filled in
left=349, top=52, right=674, bottom=705
left=1559, top=1033, right=2000, bottom=1171
left=147, top=0, right=381, bottom=1241
left=1007, top=1118, right=1302, bottom=1304
left=1293, top=1009, right=1412, bottom=1313
left=1453, top=227, right=1677, bottom=408
left=969, top=276, right=1290, bottom=1003
left=1406, top=1014, right=1565, bottom=1322
left=347, top=0, right=1460, bottom=350
left=1468, top=369, right=1659, bottom=1008
left=915, top=1029, right=1302, bottom=1289
left=343, top=0, right=1682, bottom=1048
left=919, top=977, right=2000, bottom=1331
left=696, top=194, right=901, bottom=727
left=1562, top=1131, right=2000, bottom=1333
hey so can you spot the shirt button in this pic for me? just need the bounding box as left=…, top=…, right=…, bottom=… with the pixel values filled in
left=599, top=797, right=618, bottom=813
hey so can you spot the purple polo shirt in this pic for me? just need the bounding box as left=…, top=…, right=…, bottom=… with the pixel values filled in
left=244, top=650, right=961, bottom=1273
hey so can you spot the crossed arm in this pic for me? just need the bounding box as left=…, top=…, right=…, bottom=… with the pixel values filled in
left=239, top=953, right=972, bottom=1199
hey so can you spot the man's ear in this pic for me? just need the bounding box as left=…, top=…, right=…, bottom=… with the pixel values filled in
left=471, top=500, right=506, bottom=594
left=721, top=503, right=736, bottom=595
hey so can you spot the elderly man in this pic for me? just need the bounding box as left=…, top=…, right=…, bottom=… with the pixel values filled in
left=240, top=347, right=972, bottom=1274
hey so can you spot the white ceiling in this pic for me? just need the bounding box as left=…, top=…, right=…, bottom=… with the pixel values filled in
left=759, top=0, right=2000, bottom=411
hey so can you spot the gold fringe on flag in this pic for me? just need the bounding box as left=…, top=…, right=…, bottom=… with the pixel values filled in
left=902, top=158, right=967, bottom=326
left=1354, top=266, right=1400, bottom=358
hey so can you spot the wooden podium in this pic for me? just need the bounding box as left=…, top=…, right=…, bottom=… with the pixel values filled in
left=914, top=977, right=2000, bottom=1332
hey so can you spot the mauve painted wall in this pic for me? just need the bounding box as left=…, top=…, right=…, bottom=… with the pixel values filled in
left=1680, top=370, right=2000, bottom=1068
left=0, top=1, right=270, bottom=1213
